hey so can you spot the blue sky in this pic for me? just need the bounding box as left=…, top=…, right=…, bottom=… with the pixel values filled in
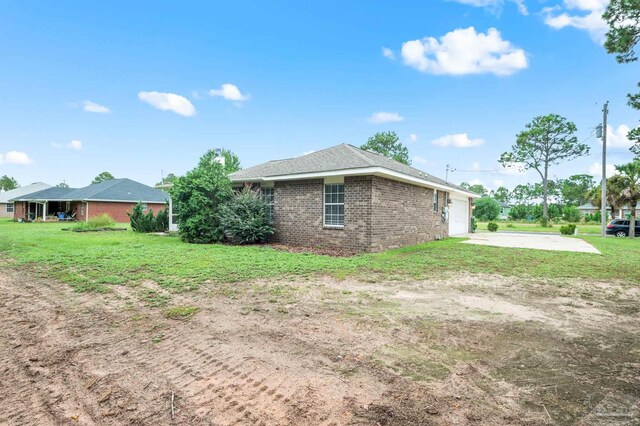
left=1, top=0, right=638, bottom=190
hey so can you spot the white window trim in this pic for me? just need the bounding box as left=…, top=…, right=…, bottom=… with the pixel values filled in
left=323, top=184, right=344, bottom=228
left=433, top=189, right=438, bottom=213
left=6, top=203, right=14, bottom=213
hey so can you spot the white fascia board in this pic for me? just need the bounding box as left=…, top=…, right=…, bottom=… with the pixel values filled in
left=83, top=199, right=168, bottom=203
left=11, top=198, right=168, bottom=203
left=233, top=167, right=479, bottom=198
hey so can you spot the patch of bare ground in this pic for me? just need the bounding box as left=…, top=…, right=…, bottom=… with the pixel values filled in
left=1, top=270, right=638, bottom=425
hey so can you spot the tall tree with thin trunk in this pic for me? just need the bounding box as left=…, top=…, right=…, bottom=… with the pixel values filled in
left=616, top=160, right=640, bottom=237
left=499, top=114, right=589, bottom=222
left=604, top=0, right=640, bottom=156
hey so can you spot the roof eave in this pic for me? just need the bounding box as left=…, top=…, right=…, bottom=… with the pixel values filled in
left=230, top=166, right=479, bottom=198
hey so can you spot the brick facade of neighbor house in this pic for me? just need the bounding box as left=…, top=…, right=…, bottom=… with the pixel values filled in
left=14, top=201, right=26, bottom=220
left=267, top=175, right=448, bottom=252
left=12, top=201, right=165, bottom=223
left=85, top=202, right=166, bottom=223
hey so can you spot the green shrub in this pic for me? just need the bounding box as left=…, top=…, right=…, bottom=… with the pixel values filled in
left=471, top=216, right=477, bottom=233
left=128, top=203, right=169, bottom=233
left=474, top=197, right=501, bottom=221
left=563, top=206, right=581, bottom=223
left=171, top=150, right=234, bottom=244
left=560, top=224, right=577, bottom=235
left=217, top=187, right=275, bottom=244
left=155, top=208, right=169, bottom=232
left=487, top=222, right=499, bottom=232
left=73, top=214, right=115, bottom=230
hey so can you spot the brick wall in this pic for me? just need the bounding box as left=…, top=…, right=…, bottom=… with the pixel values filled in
left=86, top=202, right=166, bottom=223
left=370, top=176, right=448, bottom=251
left=267, top=175, right=448, bottom=252
left=269, top=176, right=372, bottom=252
left=12, top=202, right=26, bottom=220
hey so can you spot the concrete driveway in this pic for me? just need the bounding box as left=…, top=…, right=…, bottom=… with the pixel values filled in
left=461, top=232, right=601, bottom=254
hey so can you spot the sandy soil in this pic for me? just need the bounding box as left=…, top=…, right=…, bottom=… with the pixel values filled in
left=1, top=269, right=638, bottom=425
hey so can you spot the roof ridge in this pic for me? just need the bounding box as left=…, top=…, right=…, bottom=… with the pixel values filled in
left=344, top=144, right=376, bottom=166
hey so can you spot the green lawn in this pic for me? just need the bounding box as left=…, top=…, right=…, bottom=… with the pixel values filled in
left=0, top=220, right=638, bottom=292
left=477, top=221, right=602, bottom=235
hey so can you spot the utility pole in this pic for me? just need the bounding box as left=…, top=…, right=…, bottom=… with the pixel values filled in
left=600, top=101, right=609, bottom=238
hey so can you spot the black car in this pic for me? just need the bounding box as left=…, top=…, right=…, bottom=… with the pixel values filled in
left=606, top=219, right=640, bottom=237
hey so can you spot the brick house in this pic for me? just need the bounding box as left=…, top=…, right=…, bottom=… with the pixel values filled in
left=229, top=144, right=478, bottom=252
left=10, top=178, right=168, bottom=222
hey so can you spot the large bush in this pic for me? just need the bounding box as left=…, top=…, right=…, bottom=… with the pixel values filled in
left=128, top=203, right=170, bottom=233
left=474, top=197, right=501, bottom=221
left=217, top=187, right=275, bottom=244
left=563, top=205, right=582, bottom=223
left=171, top=150, right=233, bottom=243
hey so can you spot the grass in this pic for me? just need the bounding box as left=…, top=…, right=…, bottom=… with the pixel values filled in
left=0, top=220, right=639, bottom=294
left=477, top=221, right=601, bottom=235
left=164, top=306, right=200, bottom=319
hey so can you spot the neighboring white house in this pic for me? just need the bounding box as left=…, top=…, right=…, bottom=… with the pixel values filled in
left=0, top=182, right=52, bottom=219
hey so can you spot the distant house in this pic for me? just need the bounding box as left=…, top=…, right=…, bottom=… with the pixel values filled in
left=0, top=182, right=52, bottom=218
left=10, top=178, right=168, bottom=222
left=578, top=202, right=640, bottom=220
left=498, top=202, right=512, bottom=220
left=229, top=144, right=479, bottom=252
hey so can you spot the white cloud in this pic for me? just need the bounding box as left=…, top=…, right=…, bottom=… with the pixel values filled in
left=589, top=162, right=618, bottom=178
left=138, top=91, right=196, bottom=117
left=413, top=156, right=435, bottom=166
left=493, top=179, right=505, bottom=187
left=472, top=161, right=482, bottom=170
left=432, top=133, right=485, bottom=148
left=400, top=27, right=528, bottom=76
left=451, top=0, right=528, bottom=15
left=209, top=83, right=249, bottom=101
left=596, top=124, right=634, bottom=150
left=367, top=112, right=404, bottom=124
left=382, top=47, right=395, bottom=60
left=51, top=140, right=83, bottom=150
left=409, top=133, right=418, bottom=142
left=83, top=100, right=110, bottom=113
left=543, top=0, right=608, bottom=42
left=469, top=178, right=484, bottom=186
left=0, top=151, right=32, bottom=165
left=67, top=140, right=83, bottom=150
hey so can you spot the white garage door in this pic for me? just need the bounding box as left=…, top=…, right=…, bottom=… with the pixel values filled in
left=449, top=198, right=469, bottom=236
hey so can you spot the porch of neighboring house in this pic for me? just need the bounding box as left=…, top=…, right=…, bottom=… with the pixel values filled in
left=19, top=200, right=82, bottom=222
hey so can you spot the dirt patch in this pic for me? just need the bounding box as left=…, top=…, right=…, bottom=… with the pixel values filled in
left=0, top=269, right=638, bottom=425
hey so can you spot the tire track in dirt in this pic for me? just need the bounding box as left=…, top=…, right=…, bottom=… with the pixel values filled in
left=0, top=270, right=388, bottom=425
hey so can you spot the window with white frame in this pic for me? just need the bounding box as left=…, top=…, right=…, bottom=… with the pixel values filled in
left=324, top=184, right=344, bottom=227
left=262, top=187, right=274, bottom=219
left=433, top=189, right=438, bottom=213
left=6, top=203, right=14, bottom=213
left=141, top=203, right=148, bottom=212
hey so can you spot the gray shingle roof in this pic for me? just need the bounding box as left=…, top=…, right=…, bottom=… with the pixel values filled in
left=0, top=182, right=52, bottom=203
left=11, top=179, right=168, bottom=203
left=230, top=143, right=470, bottom=193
